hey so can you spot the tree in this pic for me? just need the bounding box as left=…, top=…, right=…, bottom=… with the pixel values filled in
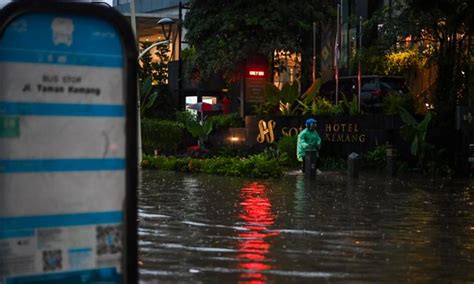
left=183, top=0, right=333, bottom=82
left=138, top=42, right=176, bottom=118
left=369, top=0, right=473, bottom=167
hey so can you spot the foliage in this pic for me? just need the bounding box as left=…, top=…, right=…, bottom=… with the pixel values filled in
left=252, top=102, right=277, bottom=116
left=138, top=41, right=169, bottom=84
left=362, top=145, right=387, bottom=169
left=278, top=82, right=300, bottom=115
left=340, top=94, right=363, bottom=115
left=301, top=79, right=322, bottom=101
left=276, top=135, right=299, bottom=167
left=141, top=119, right=184, bottom=155
left=142, top=153, right=284, bottom=179
left=253, top=81, right=300, bottom=115
left=207, top=113, right=243, bottom=128
left=185, top=119, right=214, bottom=147
left=382, top=92, right=410, bottom=115
left=138, top=41, right=175, bottom=119
left=349, top=47, right=428, bottom=78
left=139, top=76, right=158, bottom=117
left=176, top=110, right=197, bottom=127
left=211, top=144, right=253, bottom=158
left=399, top=107, right=432, bottom=170
left=183, top=0, right=334, bottom=80
left=384, top=49, right=427, bottom=76
left=370, top=0, right=474, bottom=166
left=299, top=96, right=343, bottom=116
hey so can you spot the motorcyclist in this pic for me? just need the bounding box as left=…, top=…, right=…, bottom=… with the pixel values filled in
left=297, top=118, right=321, bottom=172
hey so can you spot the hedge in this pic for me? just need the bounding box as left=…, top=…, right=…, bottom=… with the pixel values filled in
left=141, top=118, right=185, bottom=155
left=142, top=153, right=283, bottom=179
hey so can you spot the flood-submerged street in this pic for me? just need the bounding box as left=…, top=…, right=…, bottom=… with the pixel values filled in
left=138, top=170, right=474, bottom=283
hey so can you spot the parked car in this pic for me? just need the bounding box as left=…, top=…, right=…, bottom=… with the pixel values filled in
left=319, top=75, right=410, bottom=112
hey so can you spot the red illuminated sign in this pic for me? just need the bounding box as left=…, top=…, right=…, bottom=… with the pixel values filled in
left=248, top=70, right=265, bottom=77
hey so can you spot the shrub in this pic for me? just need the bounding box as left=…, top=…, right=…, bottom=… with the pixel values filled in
left=142, top=153, right=283, bottom=179
left=141, top=119, right=184, bottom=155
left=277, top=135, right=299, bottom=167
left=362, top=145, right=387, bottom=169
left=382, top=92, right=411, bottom=115
left=175, top=110, right=196, bottom=127
left=207, top=113, right=243, bottom=128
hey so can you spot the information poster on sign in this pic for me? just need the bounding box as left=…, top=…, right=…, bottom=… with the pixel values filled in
left=0, top=3, right=136, bottom=283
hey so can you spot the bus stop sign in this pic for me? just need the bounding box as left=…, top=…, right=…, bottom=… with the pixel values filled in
left=0, top=1, right=138, bottom=283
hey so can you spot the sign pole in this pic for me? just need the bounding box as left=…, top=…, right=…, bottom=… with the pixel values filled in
left=358, top=16, right=362, bottom=112
left=335, top=2, right=341, bottom=104
left=130, top=0, right=142, bottom=165
left=312, top=22, right=316, bottom=82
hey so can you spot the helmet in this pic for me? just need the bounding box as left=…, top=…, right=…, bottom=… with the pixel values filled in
left=305, top=118, right=317, bottom=127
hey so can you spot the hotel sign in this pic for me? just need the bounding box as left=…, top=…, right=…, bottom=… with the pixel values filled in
left=258, top=120, right=367, bottom=144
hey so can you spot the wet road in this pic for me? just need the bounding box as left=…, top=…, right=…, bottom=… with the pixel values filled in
left=138, top=170, right=474, bottom=283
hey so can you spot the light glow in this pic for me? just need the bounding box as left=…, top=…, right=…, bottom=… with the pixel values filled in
left=248, top=70, right=265, bottom=77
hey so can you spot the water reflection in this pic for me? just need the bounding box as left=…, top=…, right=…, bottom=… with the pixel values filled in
left=138, top=170, right=474, bottom=283
left=237, top=182, right=279, bottom=283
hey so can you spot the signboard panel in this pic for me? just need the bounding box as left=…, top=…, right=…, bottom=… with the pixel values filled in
left=0, top=2, right=137, bottom=283
left=245, top=77, right=266, bottom=104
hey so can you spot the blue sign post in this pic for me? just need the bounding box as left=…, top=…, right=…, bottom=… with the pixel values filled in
left=0, top=1, right=137, bottom=283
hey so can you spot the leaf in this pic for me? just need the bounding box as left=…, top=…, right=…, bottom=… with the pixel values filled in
left=400, top=125, right=417, bottom=141
left=140, top=76, right=153, bottom=97
left=264, top=82, right=281, bottom=106
left=301, top=79, right=321, bottom=102
left=411, top=136, right=419, bottom=157
left=418, top=112, right=432, bottom=132
left=311, top=99, right=317, bottom=115
left=282, top=82, right=299, bottom=104
left=399, top=107, right=418, bottom=127
left=202, top=120, right=214, bottom=137
left=144, top=92, right=158, bottom=109
left=296, top=99, right=309, bottom=112
left=186, top=120, right=203, bottom=138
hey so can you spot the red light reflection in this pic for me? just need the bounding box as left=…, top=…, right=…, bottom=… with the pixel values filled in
left=237, top=183, right=279, bottom=284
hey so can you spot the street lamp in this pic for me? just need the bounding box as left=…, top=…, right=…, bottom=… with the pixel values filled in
left=157, top=17, right=174, bottom=42
left=137, top=17, right=175, bottom=165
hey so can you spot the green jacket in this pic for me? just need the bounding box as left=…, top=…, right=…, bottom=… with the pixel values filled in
left=297, top=128, right=321, bottom=161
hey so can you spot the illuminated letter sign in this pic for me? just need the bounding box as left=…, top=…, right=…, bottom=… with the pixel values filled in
left=248, top=70, right=265, bottom=77
left=0, top=1, right=137, bottom=283
left=257, top=120, right=276, bottom=143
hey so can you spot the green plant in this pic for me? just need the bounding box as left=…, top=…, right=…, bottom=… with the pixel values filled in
left=212, top=144, right=251, bottom=157
left=207, top=113, right=243, bottom=128
left=399, top=107, right=432, bottom=170
left=185, top=119, right=214, bottom=147
left=278, top=82, right=300, bottom=115
left=363, top=145, right=387, bottom=169
left=252, top=102, right=276, bottom=116
left=138, top=42, right=174, bottom=119
left=139, top=76, right=158, bottom=117
left=301, top=97, right=343, bottom=115
left=340, top=94, right=363, bottom=115
left=138, top=41, right=169, bottom=85
left=277, top=135, right=298, bottom=167
left=382, top=92, right=409, bottom=115
left=176, top=110, right=197, bottom=127
left=141, top=119, right=184, bottom=154
left=142, top=153, right=283, bottom=179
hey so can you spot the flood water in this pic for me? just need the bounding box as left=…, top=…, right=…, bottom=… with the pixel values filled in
left=138, top=170, right=474, bottom=283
